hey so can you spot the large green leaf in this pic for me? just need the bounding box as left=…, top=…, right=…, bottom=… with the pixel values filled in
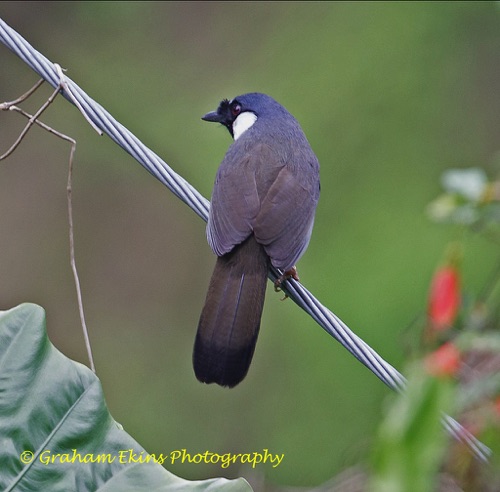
left=0, top=303, right=252, bottom=492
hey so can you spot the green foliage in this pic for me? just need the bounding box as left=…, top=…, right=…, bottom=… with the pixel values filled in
left=369, top=164, right=500, bottom=491
left=0, top=304, right=251, bottom=492
left=371, top=364, right=455, bottom=492
left=427, top=168, right=500, bottom=234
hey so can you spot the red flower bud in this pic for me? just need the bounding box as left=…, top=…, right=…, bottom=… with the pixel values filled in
left=428, top=265, right=461, bottom=331
left=425, top=342, right=461, bottom=377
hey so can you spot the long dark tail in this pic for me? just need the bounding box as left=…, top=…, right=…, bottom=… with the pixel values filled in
left=193, top=235, right=269, bottom=387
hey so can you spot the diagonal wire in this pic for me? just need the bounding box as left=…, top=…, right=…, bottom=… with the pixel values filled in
left=0, top=17, right=491, bottom=461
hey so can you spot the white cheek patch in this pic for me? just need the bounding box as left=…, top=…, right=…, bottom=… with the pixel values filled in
left=232, top=112, right=258, bottom=140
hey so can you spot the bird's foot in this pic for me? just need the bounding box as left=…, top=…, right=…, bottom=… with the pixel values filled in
left=274, top=266, right=299, bottom=298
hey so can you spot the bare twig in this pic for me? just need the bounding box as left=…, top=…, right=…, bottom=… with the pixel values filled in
left=0, top=78, right=44, bottom=109
left=0, top=80, right=96, bottom=373
left=66, top=137, right=96, bottom=373
left=0, top=80, right=60, bottom=160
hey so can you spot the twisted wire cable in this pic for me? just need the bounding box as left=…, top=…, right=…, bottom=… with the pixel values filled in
left=0, top=17, right=490, bottom=461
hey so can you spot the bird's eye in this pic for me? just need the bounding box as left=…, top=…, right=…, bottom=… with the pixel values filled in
left=231, top=104, right=241, bottom=117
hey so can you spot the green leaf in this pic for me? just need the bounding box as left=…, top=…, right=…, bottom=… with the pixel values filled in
left=370, top=363, right=455, bottom=492
left=0, top=303, right=252, bottom=492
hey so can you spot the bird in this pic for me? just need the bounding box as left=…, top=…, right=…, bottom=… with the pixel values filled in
left=193, top=93, right=320, bottom=388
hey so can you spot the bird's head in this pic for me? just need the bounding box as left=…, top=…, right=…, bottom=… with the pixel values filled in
left=202, top=93, right=285, bottom=140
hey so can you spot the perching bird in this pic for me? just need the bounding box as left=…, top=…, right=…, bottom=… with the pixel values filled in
left=193, top=93, right=320, bottom=387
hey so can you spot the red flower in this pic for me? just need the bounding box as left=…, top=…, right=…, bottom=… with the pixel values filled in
left=428, top=265, right=461, bottom=331
left=425, top=342, right=461, bottom=377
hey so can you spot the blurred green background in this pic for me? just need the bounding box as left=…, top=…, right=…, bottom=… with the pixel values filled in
left=0, top=1, right=499, bottom=489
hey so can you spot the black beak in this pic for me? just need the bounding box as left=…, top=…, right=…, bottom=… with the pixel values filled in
left=201, top=111, right=222, bottom=123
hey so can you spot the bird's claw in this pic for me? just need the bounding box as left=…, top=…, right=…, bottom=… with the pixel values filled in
left=274, top=267, right=300, bottom=298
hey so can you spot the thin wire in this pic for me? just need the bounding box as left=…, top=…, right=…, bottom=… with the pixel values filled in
left=0, top=16, right=491, bottom=461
